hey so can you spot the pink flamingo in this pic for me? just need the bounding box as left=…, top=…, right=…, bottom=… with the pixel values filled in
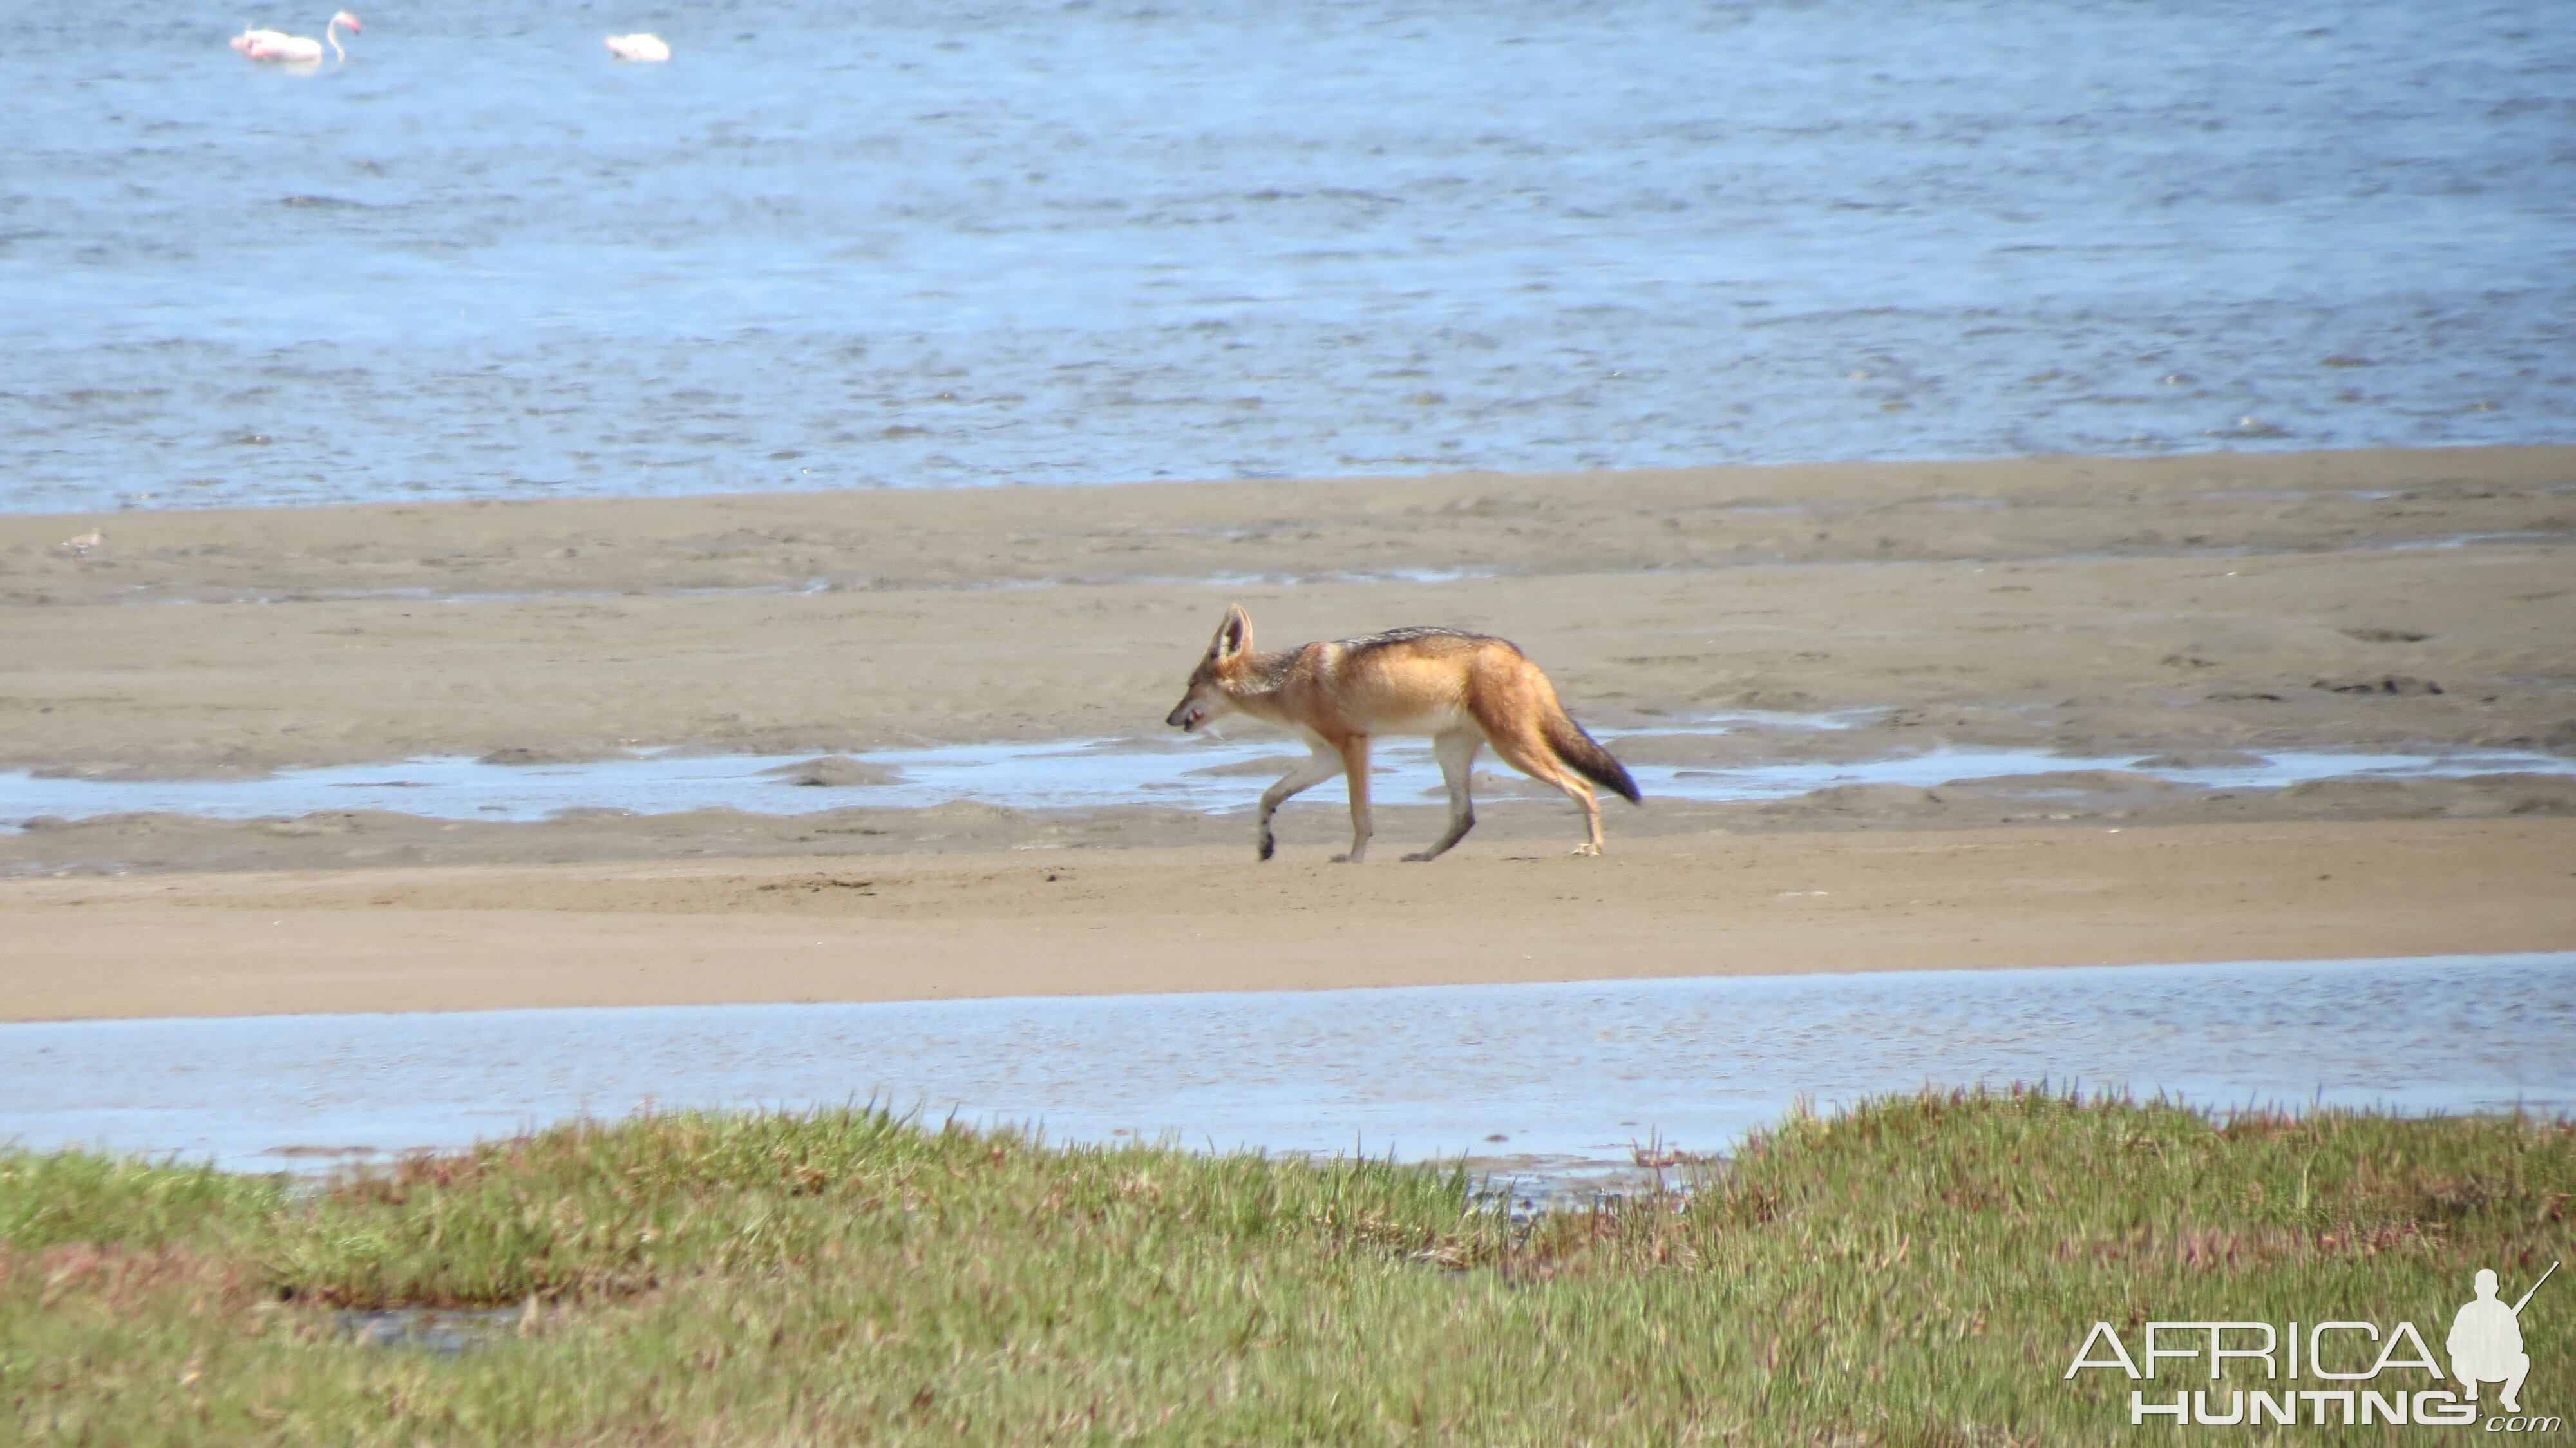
left=604, top=33, right=671, bottom=62
left=230, top=11, right=360, bottom=65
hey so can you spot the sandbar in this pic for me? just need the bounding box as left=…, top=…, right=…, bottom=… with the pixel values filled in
left=3, top=446, right=2569, bottom=1020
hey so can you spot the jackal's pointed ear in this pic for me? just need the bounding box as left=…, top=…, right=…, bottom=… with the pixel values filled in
left=1212, top=604, right=1252, bottom=660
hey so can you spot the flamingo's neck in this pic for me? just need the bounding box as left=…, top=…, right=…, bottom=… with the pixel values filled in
left=327, top=15, right=345, bottom=61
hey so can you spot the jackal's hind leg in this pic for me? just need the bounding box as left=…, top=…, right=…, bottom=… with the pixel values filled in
left=1564, top=789, right=1607, bottom=857
left=1255, top=747, right=1345, bottom=862
left=1403, top=728, right=1483, bottom=862
left=1330, top=735, right=1374, bottom=863
left=1484, top=725, right=1607, bottom=857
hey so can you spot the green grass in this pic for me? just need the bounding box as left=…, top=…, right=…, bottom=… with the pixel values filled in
left=3, top=1092, right=2567, bottom=1445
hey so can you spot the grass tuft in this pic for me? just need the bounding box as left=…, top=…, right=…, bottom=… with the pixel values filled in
left=4, top=1090, right=2566, bottom=1444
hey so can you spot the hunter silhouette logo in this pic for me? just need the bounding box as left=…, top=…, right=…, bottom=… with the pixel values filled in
left=2452, top=1262, right=2553, bottom=1415
left=2065, top=1261, right=2559, bottom=1430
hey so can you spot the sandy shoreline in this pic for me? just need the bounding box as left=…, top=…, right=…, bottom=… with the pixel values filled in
left=6, top=821, right=2572, bottom=1022
left=7, top=446, right=2572, bottom=773
left=5, top=446, right=2571, bottom=1019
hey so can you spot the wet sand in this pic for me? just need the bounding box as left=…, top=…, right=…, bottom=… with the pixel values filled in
left=6, top=446, right=2571, bottom=774
left=3, top=446, right=2571, bottom=1019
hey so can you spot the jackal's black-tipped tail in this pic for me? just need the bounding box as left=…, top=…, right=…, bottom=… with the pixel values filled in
left=1543, top=714, right=1642, bottom=805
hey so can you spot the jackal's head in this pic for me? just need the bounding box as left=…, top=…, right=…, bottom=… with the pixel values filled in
left=1166, top=604, right=1253, bottom=732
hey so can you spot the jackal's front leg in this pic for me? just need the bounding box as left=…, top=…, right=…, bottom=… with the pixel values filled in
left=1255, top=747, right=1345, bottom=861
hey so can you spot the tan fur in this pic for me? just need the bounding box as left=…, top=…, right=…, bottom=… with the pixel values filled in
left=1165, top=605, right=1640, bottom=862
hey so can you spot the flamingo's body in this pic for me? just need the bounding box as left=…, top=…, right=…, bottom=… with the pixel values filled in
left=605, top=32, right=670, bottom=62
left=231, top=10, right=359, bottom=64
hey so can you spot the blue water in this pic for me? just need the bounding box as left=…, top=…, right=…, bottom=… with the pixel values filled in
left=3, top=953, right=2568, bottom=1172
left=5, top=0, right=2570, bottom=513
left=6, top=734, right=2570, bottom=826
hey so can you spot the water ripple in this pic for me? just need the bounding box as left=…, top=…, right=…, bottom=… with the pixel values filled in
left=3, top=0, right=2570, bottom=512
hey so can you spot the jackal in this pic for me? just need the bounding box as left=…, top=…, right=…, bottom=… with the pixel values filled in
left=1165, top=605, right=1640, bottom=862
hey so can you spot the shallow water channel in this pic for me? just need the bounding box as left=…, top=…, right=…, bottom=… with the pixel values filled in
left=5, top=954, right=2567, bottom=1182
left=6, top=730, right=2570, bottom=826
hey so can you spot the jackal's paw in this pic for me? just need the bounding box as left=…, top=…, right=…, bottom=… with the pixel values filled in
left=1568, top=843, right=1603, bottom=858
left=1329, top=852, right=1363, bottom=864
left=1399, top=852, right=1435, bottom=862
left=1256, top=835, right=1276, bottom=862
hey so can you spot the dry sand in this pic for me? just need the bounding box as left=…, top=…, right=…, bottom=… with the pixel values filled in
left=4, top=821, right=2571, bottom=1022
left=4, top=445, right=2571, bottom=1019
